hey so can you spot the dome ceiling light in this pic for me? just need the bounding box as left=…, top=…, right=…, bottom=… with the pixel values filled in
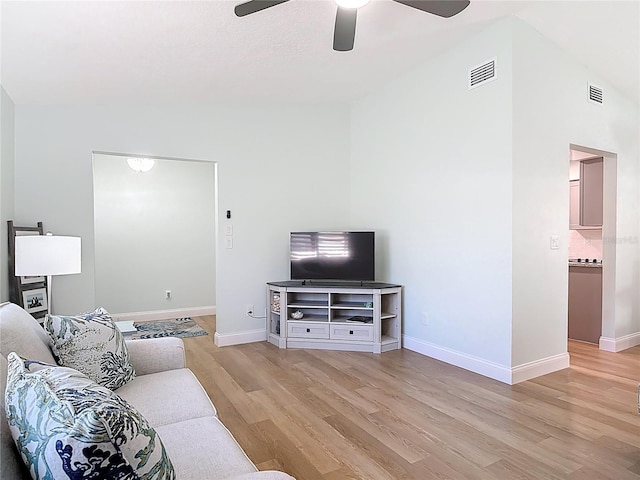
left=127, top=157, right=156, bottom=173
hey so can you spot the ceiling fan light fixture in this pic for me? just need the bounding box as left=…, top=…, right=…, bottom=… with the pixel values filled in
left=335, top=0, right=370, bottom=9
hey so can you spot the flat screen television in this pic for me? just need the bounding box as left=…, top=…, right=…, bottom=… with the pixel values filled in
left=290, top=231, right=375, bottom=282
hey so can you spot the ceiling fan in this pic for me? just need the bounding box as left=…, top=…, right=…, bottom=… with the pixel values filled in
left=234, top=0, right=471, bottom=51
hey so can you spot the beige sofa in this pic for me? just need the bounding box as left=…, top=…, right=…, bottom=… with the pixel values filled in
left=0, top=302, right=295, bottom=480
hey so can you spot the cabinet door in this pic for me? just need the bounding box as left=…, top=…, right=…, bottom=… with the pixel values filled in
left=569, top=181, right=580, bottom=229
left=568, top=267, right=602, bottom=344
left=580, top=158, right=603, bottom=227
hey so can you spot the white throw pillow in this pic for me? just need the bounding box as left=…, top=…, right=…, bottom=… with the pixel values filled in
left=44, top=307, right=135, bottom=390
left=4, top=352, right=175, bottom=480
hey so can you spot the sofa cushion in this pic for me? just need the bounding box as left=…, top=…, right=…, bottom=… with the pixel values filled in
left=116, top=368, right=216, bottom=427
left=44, top=307, right=135, bottom=390
left=1, top=303, right=55, bottom=480
left=0, top=302, right=56, bottom=365
left=4, top=353, right=175, bottom=480
left=155, top=416, right=257, bottom=479
left=1, top=355, right=31, bottom=480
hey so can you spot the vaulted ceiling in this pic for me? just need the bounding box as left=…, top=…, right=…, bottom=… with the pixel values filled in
left=1, top=1, right=638, bottom=105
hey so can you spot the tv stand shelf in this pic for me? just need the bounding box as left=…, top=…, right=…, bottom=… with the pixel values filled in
left=266, top=282, right=402, bottom=354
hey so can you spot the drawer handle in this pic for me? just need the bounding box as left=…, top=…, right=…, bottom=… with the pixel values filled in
left=349, top=330, right=354, bottom=335
left=306, top=328, right=310, bottom=333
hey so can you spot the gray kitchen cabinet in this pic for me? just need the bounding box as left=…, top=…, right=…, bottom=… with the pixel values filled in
left=569, top=157, right=603, bottom=229
left=569, top=180, right=581, bottom=229
left=568, top=265, right=602, bottom=344
left=580, top=158, right=603, bottom=227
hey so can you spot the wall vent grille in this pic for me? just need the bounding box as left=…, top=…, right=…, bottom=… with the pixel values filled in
left=588, top=83, right=603, bottom=104
left=469, top=58, right=497, bottom=89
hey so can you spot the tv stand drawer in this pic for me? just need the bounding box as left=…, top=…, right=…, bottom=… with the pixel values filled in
left=330, top=324, right=374, bottom=341
left=288, top=322, right=330, bottom=339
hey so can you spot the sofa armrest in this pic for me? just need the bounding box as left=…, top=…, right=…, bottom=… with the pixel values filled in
left=226, top=472, right=296, bottom=480
left=125, top=337, right=186, bottom=375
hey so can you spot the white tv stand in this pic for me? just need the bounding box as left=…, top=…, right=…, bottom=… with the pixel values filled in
left=266, top=281, right=402, bottom=354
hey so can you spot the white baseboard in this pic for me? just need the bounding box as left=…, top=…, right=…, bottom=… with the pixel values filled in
left=599, top=332, right=640, bottom=352
left=403, top=335, right=570, bottom=385
left=402, top=335, right=512, bottom=384
left=214, top=328, right=267, bottom=347
left=112, top=306, right=216, bottom=322
left=511, top=353, right=570, bottom=384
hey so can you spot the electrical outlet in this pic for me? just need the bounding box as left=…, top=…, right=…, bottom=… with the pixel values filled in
left=165, top=290, right=171, bottom=300
left=246, top=304, right=254, bottom=316
left=420, top=312, right=429, bottom=326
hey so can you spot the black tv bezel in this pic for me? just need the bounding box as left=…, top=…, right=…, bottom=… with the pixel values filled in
left=289, top=230, right=375, bottom=283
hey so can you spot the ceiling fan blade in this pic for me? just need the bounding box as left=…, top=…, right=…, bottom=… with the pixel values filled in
left=234, top=0, right=290, bottom=17
left=333, top=6, right=357, bottom=52
left=391, top=0, right=470, bottom=18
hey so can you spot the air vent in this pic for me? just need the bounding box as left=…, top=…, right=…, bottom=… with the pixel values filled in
left=469, top=58, right=497, bottom=89
left=588, top=83, right=603, bottom=104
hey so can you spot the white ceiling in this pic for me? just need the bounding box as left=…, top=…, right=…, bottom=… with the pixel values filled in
left=1, top=0, right=638, bottom=105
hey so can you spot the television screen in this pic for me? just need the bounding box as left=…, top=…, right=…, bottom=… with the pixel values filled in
left=290, top=231, right=375, bottom=282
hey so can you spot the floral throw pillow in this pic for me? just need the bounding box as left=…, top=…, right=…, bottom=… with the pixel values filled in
left=4, top=352, right=175, bottom=480
left=44, top=307, right=135, bottom=390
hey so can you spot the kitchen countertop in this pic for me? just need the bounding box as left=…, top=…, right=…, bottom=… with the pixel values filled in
left=568, top=262, right=603, bottom=269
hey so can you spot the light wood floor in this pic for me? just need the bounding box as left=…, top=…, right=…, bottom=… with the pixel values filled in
left=184, top=315, right=640, bottom=479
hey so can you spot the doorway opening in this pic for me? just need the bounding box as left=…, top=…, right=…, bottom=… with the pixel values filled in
left=92, top=152, right=217, bottom=319
left=567, top=144, right=616, bottom=352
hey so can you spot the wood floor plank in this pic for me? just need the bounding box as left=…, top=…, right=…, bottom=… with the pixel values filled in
left=280, top=401, right=402, bottom=480
left=593, top=435, right=640, bottom=464
left=484, top=458, right=545, bottom=480
left=248, top=389, right=343, bottom=475
left=323, top=413, right=431, bottom=479
left=252, top=419, right=325, bottom=480
left=539, top=435, right=637, bottom=480
left=293, top=361, right=380, bottom=415
left=184, top=317, right=640, bottom=479
left=358, top=385, right=504, bottom=468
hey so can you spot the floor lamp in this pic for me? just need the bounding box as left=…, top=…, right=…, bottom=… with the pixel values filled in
left=15, top=234, right=82, bottom=315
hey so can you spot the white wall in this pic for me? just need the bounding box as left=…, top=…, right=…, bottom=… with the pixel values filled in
left=511, top=18, right=640, bottom=360
left=350, top=20, right=514, bottom=372
left=93, top=153, right=215, bottom=314
left=10, top=17, right=639, bottom=380
left=14, top=104, right=352, bottom=336
left=0, top=87, right=16, bottom=302
left=350, top=16, right=639, bottom=381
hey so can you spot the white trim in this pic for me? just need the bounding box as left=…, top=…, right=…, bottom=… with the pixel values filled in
left=286, top=338, right=377, bottom=353
left=214, top=328, right=266, bottom=347
left=511, top=353, right=570, bottom=384
left=403, top=335, right=512, bottom=384
left=599, top=332, right=640, bottom=352
left=403, top=335, right=570, bottom=385
left=111, top=305, right=216, bottom=322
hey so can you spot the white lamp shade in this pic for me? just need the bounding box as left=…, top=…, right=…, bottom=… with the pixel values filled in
left=15, top=235, right=82, bottom=276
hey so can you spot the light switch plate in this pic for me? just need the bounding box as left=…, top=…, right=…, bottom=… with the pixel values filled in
left=225, top=236, right=233, bottom=249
